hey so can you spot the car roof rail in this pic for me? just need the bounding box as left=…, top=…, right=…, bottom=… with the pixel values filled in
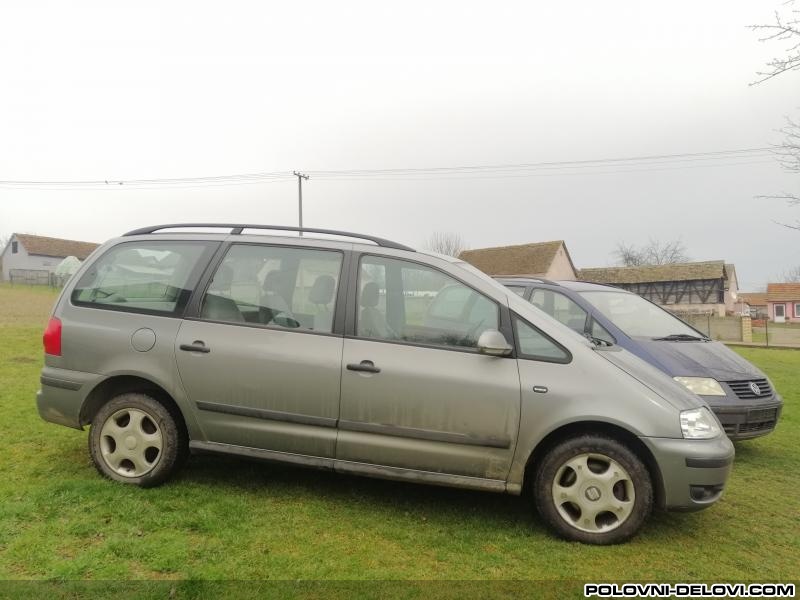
left=494, top=276, right=559, bottom=286
left=123, top=223, right=415, bottom=252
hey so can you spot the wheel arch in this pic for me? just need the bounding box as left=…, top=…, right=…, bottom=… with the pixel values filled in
left=521, top=420, right=666, bottom=509
left=80, top=375, right=188, bottom=438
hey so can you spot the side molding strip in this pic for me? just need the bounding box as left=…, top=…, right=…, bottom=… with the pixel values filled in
left=196, top=401, right=337, bottom=428
left=40, top=376, right=82, bottom=391
left=338, top=419, right=511, bottom=449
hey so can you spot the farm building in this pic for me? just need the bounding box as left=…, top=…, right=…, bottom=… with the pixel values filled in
left=766, top=283, right=800, bottom=323
left=1, top=234, right=99, bottom=284
left=578, top=261, right=739, bottom=317
left=459, top=240, right=577, bottom=280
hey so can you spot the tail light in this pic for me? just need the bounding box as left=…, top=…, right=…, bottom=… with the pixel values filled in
left=43, top=317, right=62, bottom=356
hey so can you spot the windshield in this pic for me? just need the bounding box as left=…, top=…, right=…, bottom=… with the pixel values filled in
left=579, top=290, right=701, bottom=339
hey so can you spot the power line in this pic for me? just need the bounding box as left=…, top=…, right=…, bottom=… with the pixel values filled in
left=0, top=147, right=776, bottom=190
left=312, top=159, right=778, bottom=182
left=307, top=148, right=774, bottom=177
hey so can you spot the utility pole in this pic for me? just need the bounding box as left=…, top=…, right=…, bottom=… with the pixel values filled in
left=293, top=171, right=310, bottom=236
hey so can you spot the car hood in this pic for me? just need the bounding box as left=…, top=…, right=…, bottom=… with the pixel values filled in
left=632, top=338, right=765, bottom=381
left=597, top=346, right=705, bottom=411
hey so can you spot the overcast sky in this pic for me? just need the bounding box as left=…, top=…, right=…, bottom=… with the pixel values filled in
left=1, top=1, right=798, bottom=289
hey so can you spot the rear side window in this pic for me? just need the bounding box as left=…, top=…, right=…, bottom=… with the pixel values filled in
left=71, top=241, right=212, bottom=315
left=199, top=244, right=343, bottom=334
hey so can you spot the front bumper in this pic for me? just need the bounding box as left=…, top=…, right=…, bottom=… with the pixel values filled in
left=704, top=395, right=783, bottom=440
left=640, top=435, right=734, bottom=512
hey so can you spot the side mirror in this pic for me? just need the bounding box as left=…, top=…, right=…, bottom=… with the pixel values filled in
left=477, top=329, right=513, bottom=357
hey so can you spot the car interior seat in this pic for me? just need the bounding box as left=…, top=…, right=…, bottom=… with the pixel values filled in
left=260, top=270, right=294, bottom=324
left=309, top=275, right=336, bottom=332
left=359, top=281, right=394, bottom=338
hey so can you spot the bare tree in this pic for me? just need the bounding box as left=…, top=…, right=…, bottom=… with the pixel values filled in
left=750, top=0, right=800, bottom=84
left=769, top=117, right=800, bottom=229
left=614, top=239, right=690, bottom=267
left=783, top=265, right=800, bottom=282
left=752, top=2, right=800, bottom=229
left=424, top=232, right=468, bottom=257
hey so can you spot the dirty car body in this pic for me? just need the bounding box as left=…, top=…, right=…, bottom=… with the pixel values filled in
left=37, top=224, right=734, bottom=544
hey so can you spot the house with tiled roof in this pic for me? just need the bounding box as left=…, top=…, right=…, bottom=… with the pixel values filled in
left=1, top=233, right=100, bottom=282
left=738, top=292, right=768, bottom=319
left=459, top=240, right=577, bottom=280
left=578, top=260, right=739, bottom=316
left=766, top=283, right=800, bottom=323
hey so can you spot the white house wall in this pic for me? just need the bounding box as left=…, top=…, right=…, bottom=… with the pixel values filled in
left=1, top=235, right=63, bottom=281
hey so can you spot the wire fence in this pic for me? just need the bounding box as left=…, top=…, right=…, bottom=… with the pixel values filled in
left=7, top=269, right=71, bottom=288
left=672, top=310, right=800, bottom=348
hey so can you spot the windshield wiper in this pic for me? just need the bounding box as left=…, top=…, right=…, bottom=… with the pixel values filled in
left=652, top=333, right=709, bottom=342
left=584, top=333, right=614, bottom=347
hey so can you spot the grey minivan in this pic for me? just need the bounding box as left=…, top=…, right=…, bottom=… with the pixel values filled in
left=37, top=224, right=734, bottom=544
left=495, top=277, right=783, bottom=440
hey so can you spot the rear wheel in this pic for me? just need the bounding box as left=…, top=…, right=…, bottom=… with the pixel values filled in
left=89, top=393, right=186, bottom=487
left=533, top=435, right=653, bottom=544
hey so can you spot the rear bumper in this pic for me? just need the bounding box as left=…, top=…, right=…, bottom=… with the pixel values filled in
left=36, top=366, right=100, bottom=430
left=640, top=435, right=734, bottom=512
left=706, top=396, right=783, bottom=440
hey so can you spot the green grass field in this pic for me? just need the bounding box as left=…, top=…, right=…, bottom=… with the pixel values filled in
left=0, top=284, right=798, bottom=590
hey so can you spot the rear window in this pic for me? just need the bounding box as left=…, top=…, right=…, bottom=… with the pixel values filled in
left=71, top=241, right=213, bottom=315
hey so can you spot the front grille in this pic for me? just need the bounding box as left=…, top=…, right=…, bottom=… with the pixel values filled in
left=726, top=379, right=772, bottom=400
left=738, top=420, right=777, bottom=434
left=748, top=407, right=778, bottom=422
left=721, top=406, right=778, bottom=437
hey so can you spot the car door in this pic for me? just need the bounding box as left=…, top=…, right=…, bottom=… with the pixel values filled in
left=336, top=254, right=521, bottom=483
left=175, top=242, right=346, bottom=459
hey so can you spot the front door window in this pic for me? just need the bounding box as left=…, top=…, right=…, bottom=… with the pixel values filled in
left=357, top=256, right=500, bottom=350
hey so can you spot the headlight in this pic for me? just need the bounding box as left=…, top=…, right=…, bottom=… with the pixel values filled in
left=680, top=407, right=721, bottom=439
left=674, top=376, right=726, bottom=396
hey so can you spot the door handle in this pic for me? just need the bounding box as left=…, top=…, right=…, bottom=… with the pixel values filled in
left=180, top=341, right=210, bottom=353
left=347, top=360, right=380, bottom=374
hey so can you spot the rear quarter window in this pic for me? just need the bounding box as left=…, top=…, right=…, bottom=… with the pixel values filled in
left=71, top=241, right=214, bottom=315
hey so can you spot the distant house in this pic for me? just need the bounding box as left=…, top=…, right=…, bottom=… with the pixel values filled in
left=738, top=292, right=768, bottom=320
left=766, top=283, right=800, bottom=323
left=578, top=261, right=739, bottom=317
left=459, top=240, right=577, bottom=280
left=1, top=234, right=100, bottom=283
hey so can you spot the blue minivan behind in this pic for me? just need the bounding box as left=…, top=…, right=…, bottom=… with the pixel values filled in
left=496, top=277, right=783, bottom=440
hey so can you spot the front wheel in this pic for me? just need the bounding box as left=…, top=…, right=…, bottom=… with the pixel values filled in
left=533, top=435, right=653, bottom=544
left=89, top=393, right=186, bottom=487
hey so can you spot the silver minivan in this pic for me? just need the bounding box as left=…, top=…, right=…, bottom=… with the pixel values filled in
left=37, top=224, right=734, bottom=544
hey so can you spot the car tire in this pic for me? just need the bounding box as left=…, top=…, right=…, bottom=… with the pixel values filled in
left=89, top=393, right=186, bottom=488
left=533, top=434, right=653, bottom=544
